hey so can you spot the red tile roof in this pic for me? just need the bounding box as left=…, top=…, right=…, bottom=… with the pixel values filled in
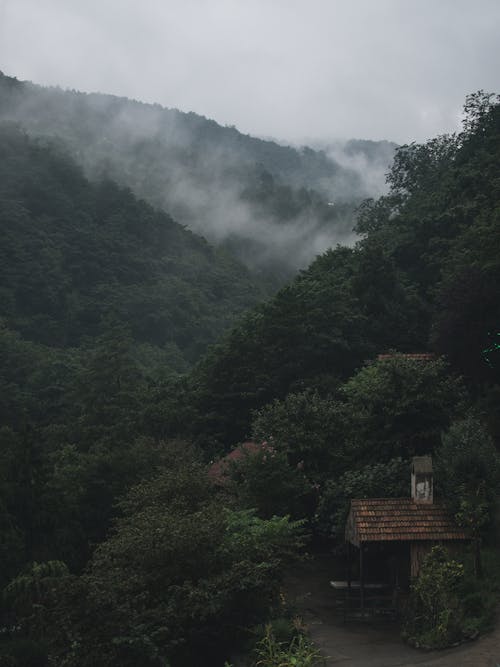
left=346, top=498, right=467, bottom=545
left=208, top=441, right=270, bottom=484
left=377, top=353, right=435, bottom=361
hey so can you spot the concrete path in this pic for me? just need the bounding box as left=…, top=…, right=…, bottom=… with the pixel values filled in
left=286, top=553, right=500, bottom=667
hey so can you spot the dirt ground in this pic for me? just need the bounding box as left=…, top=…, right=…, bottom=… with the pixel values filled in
left=285, top=553, right=500, bottom=667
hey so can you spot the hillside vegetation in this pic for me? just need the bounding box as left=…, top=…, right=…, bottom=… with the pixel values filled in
left=0, top=90, right=499, bottom=665
left=0, top=124, right=265, bottom=369
left=180, top=92, right=500, bottom=449
left=0, top=71, right=395, bottom=280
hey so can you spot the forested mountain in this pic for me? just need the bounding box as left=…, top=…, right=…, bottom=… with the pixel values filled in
left=0, top=122, right=274, bottom=590
left=180, top=91, right=500, bottom=448
left=315, top=138, right=398, bottom=198
left=0, top=124, right=265, bottom=370
left=0, top=89, right=499, bottom=666
left=0, top=71, right=395, bottom=279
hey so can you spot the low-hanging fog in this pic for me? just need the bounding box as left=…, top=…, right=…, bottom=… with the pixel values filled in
left=0, top=72, right=396, bottom=278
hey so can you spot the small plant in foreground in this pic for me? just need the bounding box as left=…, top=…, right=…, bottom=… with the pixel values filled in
left=253, top=623, right=325, bottom=667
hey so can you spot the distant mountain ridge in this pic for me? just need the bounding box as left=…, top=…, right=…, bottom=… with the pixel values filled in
left=0, top=71, right=395, bottom=279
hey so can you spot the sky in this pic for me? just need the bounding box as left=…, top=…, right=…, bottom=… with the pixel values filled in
left=1, top=0, right=499, bottom=145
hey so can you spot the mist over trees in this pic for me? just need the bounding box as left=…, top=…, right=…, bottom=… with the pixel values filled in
left=0, top=125, right=266, bottom=368
left=0, top=79, right=499, bottom=665
left=180, top=91, right=500, bottom=449
left=0, top=71, right=395, bottom=281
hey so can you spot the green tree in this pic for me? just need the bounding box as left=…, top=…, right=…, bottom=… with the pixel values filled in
left=44, top=462, right=305, bottom=667
left=252, top=390, right=347, bottom=483
left=432, top=209, right=500, bottom=386
left=189, top=246, right=369, bottom=449
left=339, top=356, right=466, bottom=463
left=403, top=546, right=465, bottom=648
left=226, top=445, right=313, bottom=519
left=435, top=416, right=500, bottom=577
left=315, top=458, right=409, bottom=539
left=3, top=560, right=69, bottom=639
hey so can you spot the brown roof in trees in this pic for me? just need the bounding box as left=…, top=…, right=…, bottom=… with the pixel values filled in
left=377, top=353, right=435, bottom=361
left=208, top=441, right=270, bottom=485
left=346, top=498, right=467, bottom=546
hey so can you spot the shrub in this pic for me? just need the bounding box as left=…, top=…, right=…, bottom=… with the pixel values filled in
left=253, top=624, right=325, bottom=667
left=42, top=465, right=306, bottom=667
left=0, top=638, right=48, bottom=667
left=404, top=545, right=500, bottom=648
left=227, top=446, right=314, bottom=519
left=403, top=546, right=464, bottom=648
left=315, top=458, right=409, bottom=538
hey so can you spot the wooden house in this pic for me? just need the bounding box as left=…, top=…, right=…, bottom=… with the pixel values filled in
left=343, top=456, right=468, bottom=611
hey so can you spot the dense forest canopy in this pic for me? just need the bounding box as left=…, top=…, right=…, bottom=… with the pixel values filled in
left=181, top=91, right=500, bottom=449
left=0, top=124, right=266, bottom=367
left=0, top=85, right=499, bottom=666
left=0, top=71, right=396, bottom=280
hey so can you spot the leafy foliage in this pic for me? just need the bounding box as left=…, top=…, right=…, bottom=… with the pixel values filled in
left=403, top=544, right=500, bottom=648
left=43, top=463, right=305, bottom=667
left=315, top=458, right=409, bottom=538
left=252, top=624, right=325, bottom=667
left=403, top=546, right=465, bottom=648
left=252, top=391, right=348, bottom=483
left=187, top=92, right=500, bottom=451
left=226, top=446, right=314, bottom=519
left=0, top=123, right=267, bottom=581
left=435, top=416, right=500, bottom=575
left=0, top=71, right=370, bottom=279
left=0, top=124, right=264, bottom=362
left=338, top=356, right=466, bottom=462
left=3, top=561, right=68, bottom=637
left=1, top=85, right=500, bottom=663
left=187, top=247, right=373, bottom=447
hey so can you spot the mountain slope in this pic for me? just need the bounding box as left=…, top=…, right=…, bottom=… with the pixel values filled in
left=0, top=72, right=395, bottom=278
left=0, top=124, right=265, bottom=369
left=181, top=91, right=500, bottom=448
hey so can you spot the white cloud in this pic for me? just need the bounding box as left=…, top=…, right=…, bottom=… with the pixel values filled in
left=1, top=0, right=499, bottom=143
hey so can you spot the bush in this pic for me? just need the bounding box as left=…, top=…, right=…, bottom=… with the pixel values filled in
left=42, top=464, right=306, bottom=667
left=315, top=458, right=409, bottom=538
left=403, top=544, right=500, bottom=648
left=227, top=445, right=314, bottom=519
left=252, top=624, right=324, bottom=667
left=456, top=546, right=499, bottom=634
left=402, top=546, right=465, bottom=648
left=0, top=638, right=47, bottom=667
left=251, top=617, right=297, bottom=649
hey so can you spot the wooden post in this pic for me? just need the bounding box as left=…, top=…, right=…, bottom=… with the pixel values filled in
left=347, top=542, right=352, bottom=589
left=346, top=541, right=351, bottom=620
left=360, top=543, right=365, bottom=611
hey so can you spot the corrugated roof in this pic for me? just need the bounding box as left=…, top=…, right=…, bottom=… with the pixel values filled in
left=347, top=498, right=467, bottom=544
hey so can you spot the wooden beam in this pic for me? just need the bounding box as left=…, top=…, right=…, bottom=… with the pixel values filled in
left=347, top=541, right=352, bottom=589
left=346, top=541, right=352, bottom=618
left=360, top=543, right=365, bottom=610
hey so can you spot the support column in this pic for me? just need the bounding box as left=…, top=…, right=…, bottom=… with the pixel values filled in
left=347, top=542, right=352, bottom=589
left=359, top=543, right=365, bottom=611
left=346, top=541, right=352, bottom=619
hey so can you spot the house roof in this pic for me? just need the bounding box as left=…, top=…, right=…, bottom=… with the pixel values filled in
left=208, top=441, right=270, bottom=485
left=346, top=498, right=467, bottom=546
left=377, top=353, right=435, bottom=361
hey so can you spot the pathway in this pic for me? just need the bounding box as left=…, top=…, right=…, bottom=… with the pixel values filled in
left=285, top=553, right=500, bottom=667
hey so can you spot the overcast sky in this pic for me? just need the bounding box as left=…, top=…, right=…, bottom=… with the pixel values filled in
left=1, top=0, right=499, bottom=144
